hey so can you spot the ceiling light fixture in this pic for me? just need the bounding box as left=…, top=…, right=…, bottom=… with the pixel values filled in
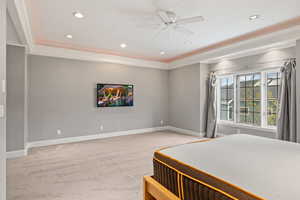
left=65, top=34, right=73, bottom=39
left=120, top=43, right=127, bottom=48
left=73, top=11, right=84, bottom=19
left=160, top=51, right=165, bottom=55
left=249, top=15, right=260, bottom=20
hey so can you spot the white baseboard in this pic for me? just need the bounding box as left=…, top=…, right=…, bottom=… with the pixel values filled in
left=166, top=126, right=203, bottom=137
left=9, top=126, right=203, bottom=158
left=27, top=126, right=169, bottom=149
left=6, top=149, right=27, bottom=159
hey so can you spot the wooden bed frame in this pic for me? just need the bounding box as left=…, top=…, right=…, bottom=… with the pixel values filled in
left=143, top=176, right=180, bottom=200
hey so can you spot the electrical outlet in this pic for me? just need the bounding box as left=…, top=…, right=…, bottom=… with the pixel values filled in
left=57, top=129, right=62, bottom=135
left=160, top=120, right=164, bottom=126
left=100, top=125, right=104, bottom=131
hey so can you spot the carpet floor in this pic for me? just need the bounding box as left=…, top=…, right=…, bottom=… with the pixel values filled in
left=7, top=131, right=200, bottom=200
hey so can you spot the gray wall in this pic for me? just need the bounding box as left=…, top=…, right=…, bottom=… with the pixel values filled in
left=0, top=2, right=6, bottom=200
left=199, top=64, right=210, bottom=133
left=6, top=45, right=26, bottom=151
left=168, top=64, right=201, bottom=133
left=210, top=47, right=296, bottom=138
left=28, top=55, right=169, bottom=142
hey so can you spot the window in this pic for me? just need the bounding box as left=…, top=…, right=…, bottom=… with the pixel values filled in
left=220, top=77, right=234, bottom=121
left=217, top=70, right=280, bottom=129
left=267, top=72, right=281, bottom=126
left=238, top=73, right=261, bottom=126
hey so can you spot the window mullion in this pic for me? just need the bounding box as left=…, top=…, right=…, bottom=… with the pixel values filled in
left=261, top=72, right=267, bottom=128
left=217, top=78, right=220, bottom=122
left=234, top=75, right=239, bottom=124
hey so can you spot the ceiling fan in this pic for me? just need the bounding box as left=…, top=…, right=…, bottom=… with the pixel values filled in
left=140, top=9, right=204, bottom=42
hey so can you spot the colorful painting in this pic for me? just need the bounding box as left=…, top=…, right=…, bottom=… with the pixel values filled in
left=97, top=84, right=133, bottom=107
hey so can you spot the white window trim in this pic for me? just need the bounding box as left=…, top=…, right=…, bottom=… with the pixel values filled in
left=216, top=68, right=281, bottom=133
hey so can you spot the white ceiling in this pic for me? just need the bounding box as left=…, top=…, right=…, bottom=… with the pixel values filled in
left=24, top=0, right=300, bottom=62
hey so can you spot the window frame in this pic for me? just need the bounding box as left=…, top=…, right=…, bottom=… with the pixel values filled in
left=216, top=68, right=280, bottom=132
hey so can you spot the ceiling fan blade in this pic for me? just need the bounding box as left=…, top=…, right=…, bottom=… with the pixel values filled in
left=156, top=10, right=170, bottom=23
left=173, top=26, right=194, bottom=35
left=176, top=16, right=204, bottom=25
left=136, top=23, right=162, bottom=29
left=152, top=25, right=169, bottom=40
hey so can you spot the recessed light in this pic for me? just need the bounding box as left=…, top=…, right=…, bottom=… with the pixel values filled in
left=73, top=11, right=84, bottom=19
left=249, top=15, right=260, bottom=20
left=65, top=34, right=73, bottom=39
left=160, top=51, right=165, bottom=55
left=120, top=43, right=127, bottom=48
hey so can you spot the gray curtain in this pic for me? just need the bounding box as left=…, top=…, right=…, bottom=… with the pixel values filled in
left=205, top=72, right=217, bottom=138
left=277, top=59, right=297, bottom=142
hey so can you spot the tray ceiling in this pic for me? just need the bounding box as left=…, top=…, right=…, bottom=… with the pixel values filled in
left=24, top=0, right=300, bottom=62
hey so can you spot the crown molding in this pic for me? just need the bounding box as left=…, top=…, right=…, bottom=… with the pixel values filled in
left=168, top=26, right=300, bottom=69
left=29, top=44, right=169, bottom=69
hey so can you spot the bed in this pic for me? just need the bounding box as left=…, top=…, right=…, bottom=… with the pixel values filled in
left=143, top=134, right=300, bottom=200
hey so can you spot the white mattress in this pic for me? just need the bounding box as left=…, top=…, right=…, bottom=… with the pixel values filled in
left=160, top=134, right=300, bottom=200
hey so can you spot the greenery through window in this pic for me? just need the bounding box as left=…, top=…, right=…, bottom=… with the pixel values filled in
left=220, top=77, right=234, bottom=121
left=218, top=70, right=280, bottom=129
left=267, top=72, right=280, bottom=126
left=238, top=73, right=261, bottom=126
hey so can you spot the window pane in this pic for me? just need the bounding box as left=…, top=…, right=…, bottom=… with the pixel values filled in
left=239, top=113, right=246, bottom=123
left=254, top=101, right=261, bottom=112
left=245, top=113, right=253, bottom=124
left=267, top=72, right=278, bottom=86
left=220, top=110, right=228, bottom=120
left=228, top=78, right=234, bottom=89
left=221, top=89, right=227, bottom=100
left=240, top=101, right=246, bottom=109
left=267, top=72, right=280, bottom=127
left=221, top=104, right=228, bottom=110
left=268, top=114, right=277, bottom=126
left=238, top=73, right=261, bottom=126
left=240, top=89, right=245, bottom=100
left=254, top=87, right=261, bottom=99
left=247, top=101, right=261, bottom=112
left=267, top=100, right=277, bottom=114
left=267, top=86, right=278, bottom=99
left=228, top=89, right=234, bottom=100
left=246, top=75, right=253, bottom=87
left=246, top=88, right=253, bottom=99
left=219, top=76, right=234, bottom=121
left=254, top=74, right=261, bottom=86
left=221, top=78, right=228, bottom=88
left=254, top=113, right=261, bottom=126
left=239, top=76, right=246, bottom=87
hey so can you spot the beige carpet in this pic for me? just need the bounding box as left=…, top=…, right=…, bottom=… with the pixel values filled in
left=7, top=131, right=200, bottom=200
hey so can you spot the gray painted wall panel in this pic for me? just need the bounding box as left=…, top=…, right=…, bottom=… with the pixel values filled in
left=28, top=55, right=168, bottom=142
left=6, top=45, right=26, bottom=151
left=199, top=64, right=210, bottom=133
left=168, top=64, right=201, bottom=132
left=0, top=3, right=6, bottom=200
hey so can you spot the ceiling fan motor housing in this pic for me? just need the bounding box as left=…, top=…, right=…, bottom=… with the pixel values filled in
left=166, top=11, right=177, bottom=23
